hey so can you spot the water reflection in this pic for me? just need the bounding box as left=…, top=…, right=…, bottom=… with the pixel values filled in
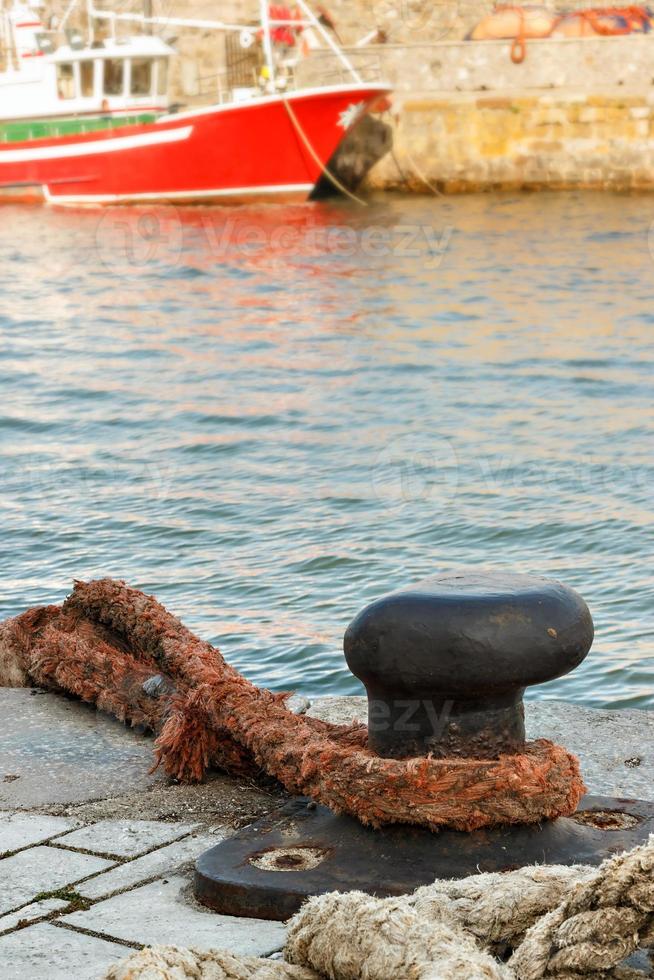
left=0, top=192, right=652, bottom=707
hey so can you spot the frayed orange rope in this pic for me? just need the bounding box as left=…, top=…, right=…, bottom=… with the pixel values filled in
left=2, top=579, right=586, bottom=833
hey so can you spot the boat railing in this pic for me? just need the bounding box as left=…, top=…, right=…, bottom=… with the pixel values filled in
left=195, top=61, right=300, bottom=105
left=193, top=38, right=383, bottom=106
left=85, top=0, right=364, bottom=88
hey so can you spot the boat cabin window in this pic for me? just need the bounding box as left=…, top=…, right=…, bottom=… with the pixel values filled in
left=104, top=59, right=125, bottom=96
left=80, top=60, right=95, bottom=98
left=130, top=59, right=152, bottom=96
left=156, top=58, right=168, bottom=96
left=57, top=63, right=76, bottom=100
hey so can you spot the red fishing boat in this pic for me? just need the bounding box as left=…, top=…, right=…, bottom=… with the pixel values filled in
left=0, top=0, right=391, bottom=205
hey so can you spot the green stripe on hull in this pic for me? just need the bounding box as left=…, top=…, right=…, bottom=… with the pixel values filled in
left=0, top=113, right=159, bottom=144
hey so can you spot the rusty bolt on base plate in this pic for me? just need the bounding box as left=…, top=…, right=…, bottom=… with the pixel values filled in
left=249, top=846, right=330, bottom=873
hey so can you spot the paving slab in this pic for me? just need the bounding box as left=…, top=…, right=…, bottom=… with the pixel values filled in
left=64, top=875, right=286, bottom=955
left=57, top=819, right=200, bottom=858
left=0, top=689, right=163, bottom=808
left=526, top=700, right=654, bottom=800
left=0, top=897, right=69, bottom=934
left=78, top=832, right=223, bottom=900
left=0, top=845, right=114, bottom=915
left=0, top=922, right=127, bottom=980
left=307, top=697, right=654, bottom=800
left=0, top=689, right=284, bottom=823
left=0, top=813, right=79, bottom=855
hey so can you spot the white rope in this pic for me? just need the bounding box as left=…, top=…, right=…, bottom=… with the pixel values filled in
left=105, top=836, right=654, bottom=980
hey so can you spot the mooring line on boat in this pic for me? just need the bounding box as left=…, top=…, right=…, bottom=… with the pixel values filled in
left=377, top=107, right=443, bottom=198
left=402, top=145, right=444, bottom=197
left=282, top=98, right=368, bottom=206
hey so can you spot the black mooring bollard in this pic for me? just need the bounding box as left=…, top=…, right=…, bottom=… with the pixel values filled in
left=195, top=570, right=654, bottom=922
left=344, top=571, right=595, bottom=760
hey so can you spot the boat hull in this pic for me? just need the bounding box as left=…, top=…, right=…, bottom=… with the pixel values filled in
left=0, top=84, right=390, bottom=205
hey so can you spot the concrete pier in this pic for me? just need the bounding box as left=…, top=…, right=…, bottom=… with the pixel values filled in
left=0, top=686, right=651, bottom=977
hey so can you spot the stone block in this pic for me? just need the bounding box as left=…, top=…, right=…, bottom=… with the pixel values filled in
left=538, top=109, right=567, bottom=126
left=77, top=832, right=223, bottom=900
left=0, top=813, right=79, bottom=855
left=57, top=819, right=200, bottom=858
left=543, top=93, right=587, bottom=105
left=0, top=922, right=126, bottom=980
left=0, top=898, right=68, bottom=934
left=578, top=108, right=601, bottom=123
left=529, top=141, right=564, bottom=154
left=64, top=876, right=286, bottom=955
left=630, top=106, right=651, bottom=119
left=475, top=97, right=514, bottom=110
left=0, top=845, right=113, bottom=915
left=403, top=98, right=451, bottom=112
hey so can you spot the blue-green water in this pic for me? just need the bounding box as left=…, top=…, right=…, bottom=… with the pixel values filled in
left=0, top=192, right=652, bottom=708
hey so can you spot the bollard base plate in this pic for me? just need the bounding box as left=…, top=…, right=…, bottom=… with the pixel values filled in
left=195, top=794, right=654, bottom=921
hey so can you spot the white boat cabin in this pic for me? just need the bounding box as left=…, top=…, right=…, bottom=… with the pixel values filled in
left=0, top=1, right=172, bottom=122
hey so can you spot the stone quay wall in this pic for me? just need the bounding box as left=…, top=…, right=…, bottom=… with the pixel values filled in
left=369, top=89, right=654, bottom=192
left=297, top=36, right=654, bottom=192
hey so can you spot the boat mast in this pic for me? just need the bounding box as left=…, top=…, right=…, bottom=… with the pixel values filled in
left=259, top=0, right=275, bottom=86
left=60, top=0, right=82, bottom=31
left=0, top=0, right=18, bottom=72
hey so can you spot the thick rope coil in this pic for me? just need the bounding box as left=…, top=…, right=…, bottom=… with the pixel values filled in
left=0, top=578, right=586, bottom=832
left=509, top=835, right=654, bottom=978
left=105, top=948, right=318, bottom=979
left=285, top=890, right=513, bottom=979
left=103, top=838, right=654, bottom=979
left=408, top=864, right=596, bottom=948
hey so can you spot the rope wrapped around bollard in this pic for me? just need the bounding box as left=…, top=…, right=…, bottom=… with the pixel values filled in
left=0, top=578, right=586, bottom=832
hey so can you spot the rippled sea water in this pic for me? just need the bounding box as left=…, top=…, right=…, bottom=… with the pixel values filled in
left=0, top=192, right=652, bottom=707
